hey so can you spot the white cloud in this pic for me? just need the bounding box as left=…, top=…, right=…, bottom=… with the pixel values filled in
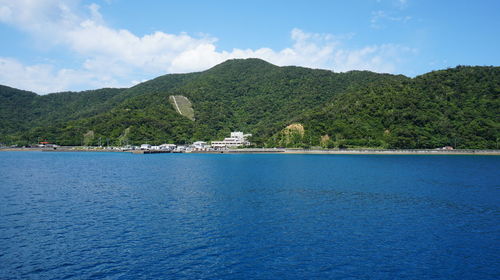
left=0, top=5, right=11, bottom=20
left=0, top=57, right=131, bottom=93
left=0, top=0, right=416, bottom=94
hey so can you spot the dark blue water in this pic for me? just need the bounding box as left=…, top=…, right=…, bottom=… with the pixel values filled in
left=0, top=152, right=499, bottom=279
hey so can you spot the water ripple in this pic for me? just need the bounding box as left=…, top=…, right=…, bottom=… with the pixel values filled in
left=0, top=152, right=499, bottom=279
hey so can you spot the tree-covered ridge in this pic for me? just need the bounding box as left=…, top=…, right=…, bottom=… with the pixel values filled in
left=0, top=85, right=38, bottom=136
left=176, top=59, right=406, bottom=144
left=0, top=86, right=125, bottom=142
left=0, top=59, right=498, bottom=149
left=291, top=66, right=500, bottom=149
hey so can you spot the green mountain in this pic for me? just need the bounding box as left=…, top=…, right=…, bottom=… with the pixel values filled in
left=305, top=66, right=500, bottom=148
left=1, top=59, right=498, bottom=149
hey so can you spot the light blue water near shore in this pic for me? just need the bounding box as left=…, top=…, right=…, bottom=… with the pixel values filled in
left=0, top=152, right=499, bottom=279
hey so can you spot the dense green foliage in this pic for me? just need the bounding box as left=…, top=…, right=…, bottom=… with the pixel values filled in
left=296, top=66, right=500, bottom=149
left=1, top=59, right=498, bottom=149
left=0, top=86, right=125, bottom=144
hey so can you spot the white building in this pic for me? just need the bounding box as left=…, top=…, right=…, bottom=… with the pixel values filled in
left=159, top=144, right=177, bottom=151
left=174, top=145, right=187, bottom=152
left=211, top=131, right=252, bottom=148
left=192, top=141, right=208, bottom=150
left=140, top=144, right=152, bottom=150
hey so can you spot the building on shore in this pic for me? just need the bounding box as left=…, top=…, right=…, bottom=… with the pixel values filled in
left=138, top=143, right=177, bottom=151
left=192, top=141, right=208, bottom=150
left=175, top=145, right=187, bottom=152
left=160, top=144, right=177, bottom=151
left=140, top=144, right=152, bottom=150
left=211, top=132, right=252, bottom=148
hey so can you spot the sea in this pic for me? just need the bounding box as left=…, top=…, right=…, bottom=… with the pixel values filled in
left=0, top=151, right=499, bottom=279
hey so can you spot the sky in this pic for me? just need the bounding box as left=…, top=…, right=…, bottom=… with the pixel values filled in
left=0, top=0, right=499, bottom=94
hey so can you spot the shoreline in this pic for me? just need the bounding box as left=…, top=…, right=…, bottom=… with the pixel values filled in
left=1, top=147, right=500, bottom=155
left=216, top=148, right=500, bottom=155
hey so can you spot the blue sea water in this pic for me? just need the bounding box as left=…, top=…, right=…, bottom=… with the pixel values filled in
left=0, top=152, right=499, bottom=279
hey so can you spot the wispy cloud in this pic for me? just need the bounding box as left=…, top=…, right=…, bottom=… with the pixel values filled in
left=0, top=0, right=417, bottom=94
left=397, top=0, right=409, bottom=9
left=371, top=10, right=411, bottom=29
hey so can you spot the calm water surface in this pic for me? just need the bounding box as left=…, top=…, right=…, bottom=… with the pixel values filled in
left=0, top=152, right=499, bottom=279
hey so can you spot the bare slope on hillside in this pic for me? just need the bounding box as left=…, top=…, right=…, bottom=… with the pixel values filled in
left=169, top=95, right=195, bottom=120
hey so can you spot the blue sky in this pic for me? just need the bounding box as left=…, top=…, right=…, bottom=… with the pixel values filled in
left=0, top=0, right=499, bottom=94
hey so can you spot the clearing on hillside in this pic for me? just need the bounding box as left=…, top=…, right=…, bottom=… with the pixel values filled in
left=169, top=95, right=195, bottom=121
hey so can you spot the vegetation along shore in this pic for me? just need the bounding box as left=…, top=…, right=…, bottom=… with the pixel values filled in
left=1, top=147, right=499, bottom=156
left=1, top=59, right=498, bottom=150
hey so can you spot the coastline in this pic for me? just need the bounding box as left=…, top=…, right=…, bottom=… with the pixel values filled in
left=1, top=147, right=500, bottom=155
left=280, top=148, right=500, bottom=155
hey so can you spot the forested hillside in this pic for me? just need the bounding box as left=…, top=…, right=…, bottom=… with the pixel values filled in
left=282, top=66, right=500, bottom=149
left=0, top=59, right=498, bottom=148
left=0, top=86, right=125, bottom=143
